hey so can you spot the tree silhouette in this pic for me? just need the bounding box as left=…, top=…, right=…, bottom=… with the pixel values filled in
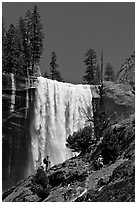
left=104, top=63, right=115, bottom=82
left=44, top=71, right=49, bottom=78
left=49, top=51, right=63, bottom=82
left=2, top=18, right=7, bottom=73
left=14, top=23, right=26, bottom=75
left=30, top=5, right=44, bottom=76
left=4, top=24, right=17, bottom=74
left=18, top=16, right=30, bottom=76
left=93, top=64, right=101, bottom=85
left=83, top=49, right=100, bottom=84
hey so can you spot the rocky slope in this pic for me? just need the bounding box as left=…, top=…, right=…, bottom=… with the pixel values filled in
left=3, top=112, right=135, bottom=202
left=116, top=52, right=135, bottom=86
left=103, top=81, right=134, bottom=123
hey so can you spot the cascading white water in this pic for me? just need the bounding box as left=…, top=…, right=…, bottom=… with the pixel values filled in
left=10, top=73, right=16, bottom=112
left=30, top=77, right=95, bottom=170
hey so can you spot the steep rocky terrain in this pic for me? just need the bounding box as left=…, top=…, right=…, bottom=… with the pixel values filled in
left=3, top=111, right=135, bottom=202
left=116, top=52, right=135, bottom=86
left=103, top=81, right=134, bottom=123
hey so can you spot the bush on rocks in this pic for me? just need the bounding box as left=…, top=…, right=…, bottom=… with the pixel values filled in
left=31, top=166, right=51, bottom=200
left=66, top=125, right=94, bottom=153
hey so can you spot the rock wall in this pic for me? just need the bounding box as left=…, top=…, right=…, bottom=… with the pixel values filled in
left=103, top=81, right=135, bottom=123
left=2, top=73, right=37, bottom=91
left=116, top=52, right=135, bottom=86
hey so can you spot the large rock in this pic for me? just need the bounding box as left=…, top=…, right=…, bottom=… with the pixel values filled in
left=2, top=176, right=40, bottom=202
left=103, top=81, right=134, bottom=122
left=116, top=52, right=135, bottom=86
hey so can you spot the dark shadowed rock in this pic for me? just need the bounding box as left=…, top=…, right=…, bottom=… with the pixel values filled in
left=2, top=176, right=40, bottom=202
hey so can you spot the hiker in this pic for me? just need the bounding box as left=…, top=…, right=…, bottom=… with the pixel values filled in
left=43, top=156, right=51, bottom=171
left=132, top=85, right=135, bottom=95
left=97, top=154, right=104, bottom=169
left=94, top=154, right=104, bottom=170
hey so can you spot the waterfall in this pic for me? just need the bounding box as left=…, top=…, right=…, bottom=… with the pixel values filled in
left=30, top=77, right=94, bottom=170
left=10, top=73, right=16, bottom=112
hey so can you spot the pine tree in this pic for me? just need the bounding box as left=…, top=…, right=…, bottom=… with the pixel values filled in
left=30, top=5, right=44, bottom=76
left=2, top=18, right=7, bottom=73
left=83, top=49, right=99, bottom=85
left=49, top=51, right=63, bottom=82
left=104, top=63, right=115, bottom=81
left=4, top=24, right=17, bottom=74
left=44, top=71, right=49, bottom=78
left=18, top=17, right=30, bottom=76
left=93, top=64, right=101, bottom=85
left=13, top=25, right=25, bottom=75
left=24, top=10, right=33, bottom=76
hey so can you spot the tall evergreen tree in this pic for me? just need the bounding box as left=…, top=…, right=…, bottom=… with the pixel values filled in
left=104, top=63, right=115, bottom=81
left=30, top=5, right=44, bottom=75
left=13, top=26, right=23, bottom=75
left=44, top=71, right=49, bottom=78
left=17, top=17, right=29, bottom=76
left=24, top=10, right=33, bottom=76
left=3, top=21, right=24, bottom=75
left=49, top=51, right=63, bottom=81
left=2, top=18, right=7, bottom=73
left=15, top=23, right=29, bottom=76
left=93, top=64, right=101, bottom=85
left=4, top=24, right=17, bottom=74
left=83, top=49, right=99, bottom=85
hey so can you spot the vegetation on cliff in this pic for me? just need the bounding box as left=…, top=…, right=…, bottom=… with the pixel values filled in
left=66, top=125, right=94, bottom=153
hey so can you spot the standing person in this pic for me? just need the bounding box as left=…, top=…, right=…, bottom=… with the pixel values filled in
left=94, top=154, right=104, bottom=170
left=97, top=154, right=104, bottom=169
left=43, top=156, right=51, bottom=171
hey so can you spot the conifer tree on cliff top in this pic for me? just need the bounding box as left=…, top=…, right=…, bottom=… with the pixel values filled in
left=18, top=15, right=31, bottom=77
left=104, top=62, right=115, bottom=82
left=3, top=21, right=26, bottom=76
left=4, top=24, right=18, bottom=74
left=44, top=71, right=49, bottom=78
left=29, top=5, right=44, bottom=76
left=49, top=51, right=63, bottom=82
left=83, top=48, right=100, bottom=85
left=2, top=18, right=7, bottom=73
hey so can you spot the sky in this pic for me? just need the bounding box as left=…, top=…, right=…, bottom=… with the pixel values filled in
left=2, top=2, right=135, bottom=84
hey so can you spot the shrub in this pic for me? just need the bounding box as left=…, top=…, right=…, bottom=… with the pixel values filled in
left=102, top=126, right=125, bottom=164
left=49, top=170, right=66, bottom=188
left=33, top=166, right=49, bottom=187
left=66, top=125, right=94, bottom=153
left=31, top=166, right=51, bottom=200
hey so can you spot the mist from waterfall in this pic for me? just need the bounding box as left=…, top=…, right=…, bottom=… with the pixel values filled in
left=10, top=73, right=16, bottom=112
left=31, top=77, right=94, bottom=170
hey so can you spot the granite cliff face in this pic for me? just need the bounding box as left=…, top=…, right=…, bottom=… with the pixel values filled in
left=103, top=81, right=134, bottom=123
left=2, top=80, right=135, bottom=202
left=2, top=74, right=36, bottom=191
left=116, top=52, right=135, bottom=86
